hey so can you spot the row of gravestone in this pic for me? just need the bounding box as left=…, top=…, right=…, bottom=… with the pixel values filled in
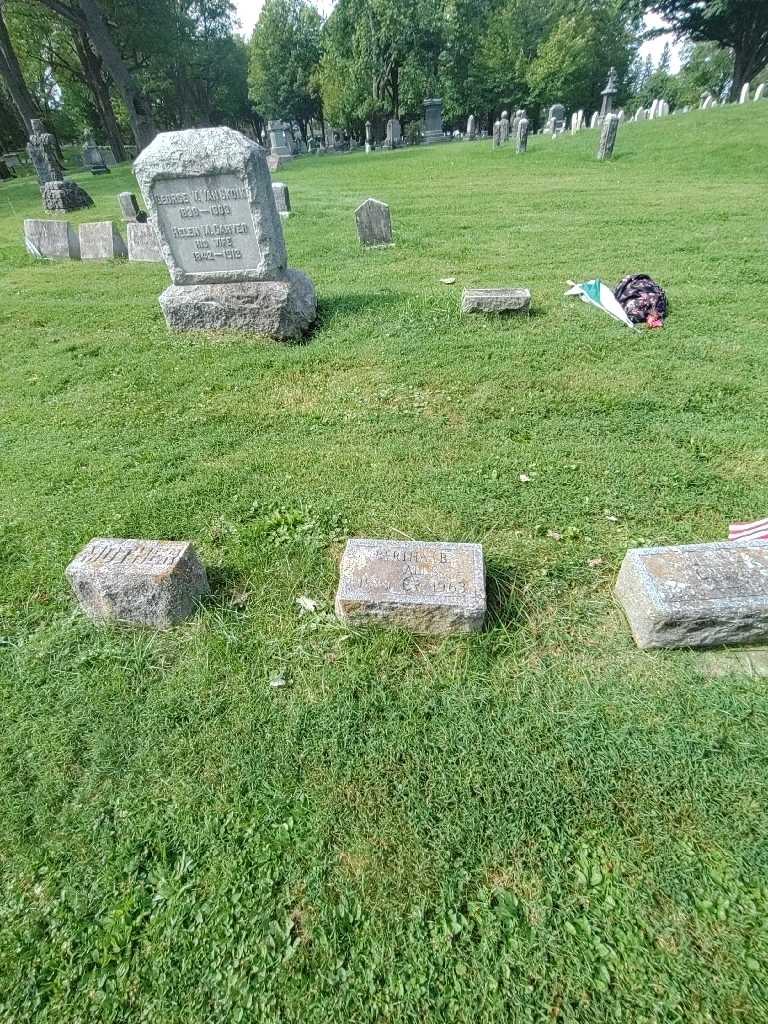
left=63, top=532, right=768, bottom=653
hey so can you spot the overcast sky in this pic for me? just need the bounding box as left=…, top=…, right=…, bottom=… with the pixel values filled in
left=232, top=1, right=682, bottom=73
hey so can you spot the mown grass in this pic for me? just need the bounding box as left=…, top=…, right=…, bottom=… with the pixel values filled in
left=1, top=104, right=768, bottom=1022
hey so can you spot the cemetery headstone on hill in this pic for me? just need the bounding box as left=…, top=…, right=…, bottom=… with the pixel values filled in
left=423, top=98, right=446, bottom=143
left=24, top=219, right=80, bottom=259
left=134, top=127, right=317, bottom=339
left=597, top=113, right=619, bottom=160
left=26, top=119, right=64, bottom=185
left=516, top=117, right=529, bottom=154
left=335, top=539, right=486, bottom=634
left=66, top=538, right=209, bottom=628
left=83, top=135, right=110, bottom=174
left=615, top=541, right=768, bottom=649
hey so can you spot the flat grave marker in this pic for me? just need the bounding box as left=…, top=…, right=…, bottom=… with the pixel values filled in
left=336, top=539, right=486, bottom=634
left=461, top=287, right=531, bottom=314
left=615, top=540, right=768, bottom=649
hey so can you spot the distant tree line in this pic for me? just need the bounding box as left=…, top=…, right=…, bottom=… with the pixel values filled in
left=0, top=0, right=765, bottom=155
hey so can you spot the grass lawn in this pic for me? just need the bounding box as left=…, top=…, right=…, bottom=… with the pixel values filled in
left=2, top=105, right=768, bottom=1022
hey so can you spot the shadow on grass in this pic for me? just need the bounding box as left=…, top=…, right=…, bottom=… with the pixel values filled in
left=484, top=557, right=528, bottom=630
left=316, top=291, right=402, bottom=323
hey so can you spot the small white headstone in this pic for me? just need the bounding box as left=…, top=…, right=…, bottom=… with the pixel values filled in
left=740, top=82, right=751, bottom=104
left=755, top=83, right=766, bottom=102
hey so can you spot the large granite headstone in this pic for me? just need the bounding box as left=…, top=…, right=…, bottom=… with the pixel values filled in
left=127, top=221, right=162, bottom=262
left=268, top=120, right=292, bottom=158
left=423, top=98, right=446, bottom=144
left=515, top=117, right=529, bottom=154
left=134, top=127, right=316, bottom=339
left=597, top=113, right=619, bottom=160
left=24, top=218, right=80, bottom=259
left=383, top=117, right=401, bottom=149
left=42, top=180, right=94, bottom=212
left=66, top=538, right=209, bottom=628
left=462, top=287, right=531, bottom=314
left=615, top=541, right=768, bottom=650
left=335, top=539, right=486, bottom=634
left=79, top=221, right=128, bottom=259
left=83, top=135, right=110, bottom=174
left=355, top=198, right=392, bottom=246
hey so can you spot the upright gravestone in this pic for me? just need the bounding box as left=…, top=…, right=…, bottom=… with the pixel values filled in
left=648, top=99, right=660, bottom=120
left=492, top=120, right=501, bottom=148
left=134, top=127, right=317, bottom=340
left=83, top=135, right=110, bottom=174
left=383, top=117, right=401, bottom=149
left=590, top=111, right=599, bottom=129
left=516, top=116, right=529, bottom=154
left=335, top=539, right=486, bottom=634
left=118, top=191, right=147, bottom=222
left=547, top=103, right=566, bottom=135
left=500, top=110, right=510, bottom=143
left=755, top=83, right=766, bottom=102
left=615, top=540, right=768, bottom=650
left=66, top=538, right=209, bottom=628
left=423, top=98, right=446, bottom=144
left=24, top=219, right=80, bottom=259
left=267, top=121, right=293, bottom=160
left=598, top=66, right=618, bottom=124
left=740, top=82, right=751, bottom=104
left=570, top=111, right=579, bottom=134
left=127, top=222, right=162, bottom=262
left=272, top=181, right=290, bottom=216
left=465, top=114, right=476, bottom=140
left=26, top=118, right=64, bottom=185
left=597, top=113, right=619, bottom=160
left=355, top=198, right=392, bottom=246
left=42, top=181, right=94, bottom=213
left=79, top=221, right=128, bottom=259
left=365, top=121, right=373, bottom=153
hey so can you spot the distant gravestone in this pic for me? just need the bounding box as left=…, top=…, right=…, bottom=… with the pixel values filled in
left=79, top=221, right=128, bottom=259
left=66, top=538, right=209, bottom=628
left=755, top=83, right=766, bottom=102
left=634, top=107, right=647, bottom=122
left=365, top=120, right=373, bottom=153
left=384, top=117, right=401, bottom=149
left=272, top=181, right=291, bottom=215
left=268, top=120, right=293, bottom=158
left=590, top=111, right=599, bottom=129
left=500, top=110, right=510, bottom=143
left=83, top=135, right=110, bottom=174
left=355, top=197, right=392, bottom=246
left=492, top=120, right=501, bottom=147
left=659, top=100, right=669, bottom=117
left=26, top=118, right=63, bottom=186
left=127, top=221, right=162, bottom=262
left=615, top=541, right=768, bottom=650
left=570, top=111, right=578, bottom=134
left=597, top=113, right=619, bottom=160
left=516, top=117, right=529, bottom=154
left=648, top=99, right=660, bottom=119
left=24, top=218, right=80, bottom=259
left=42, top=180, right=93, bottom=212
left=702, top=95, right=714, bottom=110
left=134, top=126, right=316, bottom=339
left=740, top=82, right=751, bottom=103
left=335, top=538, right=486, bottom=634
left=461, top=287, right=531, bottom=314
left=118, top=191, right=146, bottom=222
left=423, top=97, right=446, bottom=144
left=465, top=114, right=476, bottom=139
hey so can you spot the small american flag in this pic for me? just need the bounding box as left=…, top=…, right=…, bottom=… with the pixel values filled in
left=729, top=517, right=768, bottom=541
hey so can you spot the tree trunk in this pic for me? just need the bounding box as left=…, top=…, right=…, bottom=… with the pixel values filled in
left=0, top=3, right=39, bottom=131
left=73, top=27, right=126, bottom=161
left=729, top=42, right=762, bottom=102
left=76, top=0, right=156, bottom=151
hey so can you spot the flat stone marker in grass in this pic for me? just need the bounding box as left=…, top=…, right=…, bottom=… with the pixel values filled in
left=66, top=538, right=209, bottom=628
left=355, top=198, right=392, bottom=246
left=335, top=538, right=486, bottom=634
left=615, top=540, right=768, bottom=650
left=127, top=221, right=162, bottom=262
left=134, top=126, right=316, bottom=339
left=461, top=287, right=531, bottom=314
left=24, top=218, right=79, bottom=259
left=79, top=221, right=128, bottom=259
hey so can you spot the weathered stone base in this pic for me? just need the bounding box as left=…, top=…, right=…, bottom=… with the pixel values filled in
left=461, top=288, right=531, bottom=314
left=422, top=131, right=449, bottom=144
left=42, top=180, right=94, bottom=212
left=159, top=269, right=317, bottom=340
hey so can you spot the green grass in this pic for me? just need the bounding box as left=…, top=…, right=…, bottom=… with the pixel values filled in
left=2, top=105, right=768, bottom=1022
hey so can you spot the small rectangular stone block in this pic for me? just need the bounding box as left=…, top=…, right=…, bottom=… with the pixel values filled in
left=335, top=538, right=486, bottom=634
left=118, top=191, right=141, bottom=221
left=66, top=538, right=209, bottom=628
left=24, top=219, right=80, bottom=259
left=461, top=288, right=531, bottom=314
left=79, top=221, right=128, bottom=259
left=272, top=181, right=290, bottom=214
left=127, top=221, right=162, bottom=262
left=615, top=540, right=768, bottom=650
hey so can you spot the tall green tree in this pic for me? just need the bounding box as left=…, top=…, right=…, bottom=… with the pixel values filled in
left=648, top=0, right=768, bottom=100
left=249, top=0, right=322, bottom=135
left=0, top=0, right=39, bottom=131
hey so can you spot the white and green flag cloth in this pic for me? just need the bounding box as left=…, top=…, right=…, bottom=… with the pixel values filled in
left=566, top=279, right=637, bottom=329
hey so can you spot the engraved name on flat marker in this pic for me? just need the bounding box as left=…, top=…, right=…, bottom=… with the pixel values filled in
left=336, top=539, right=486, bottom=634
left=150, top=174, right=262, bottom=275
left=615, top=540, right=768, bottom=649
